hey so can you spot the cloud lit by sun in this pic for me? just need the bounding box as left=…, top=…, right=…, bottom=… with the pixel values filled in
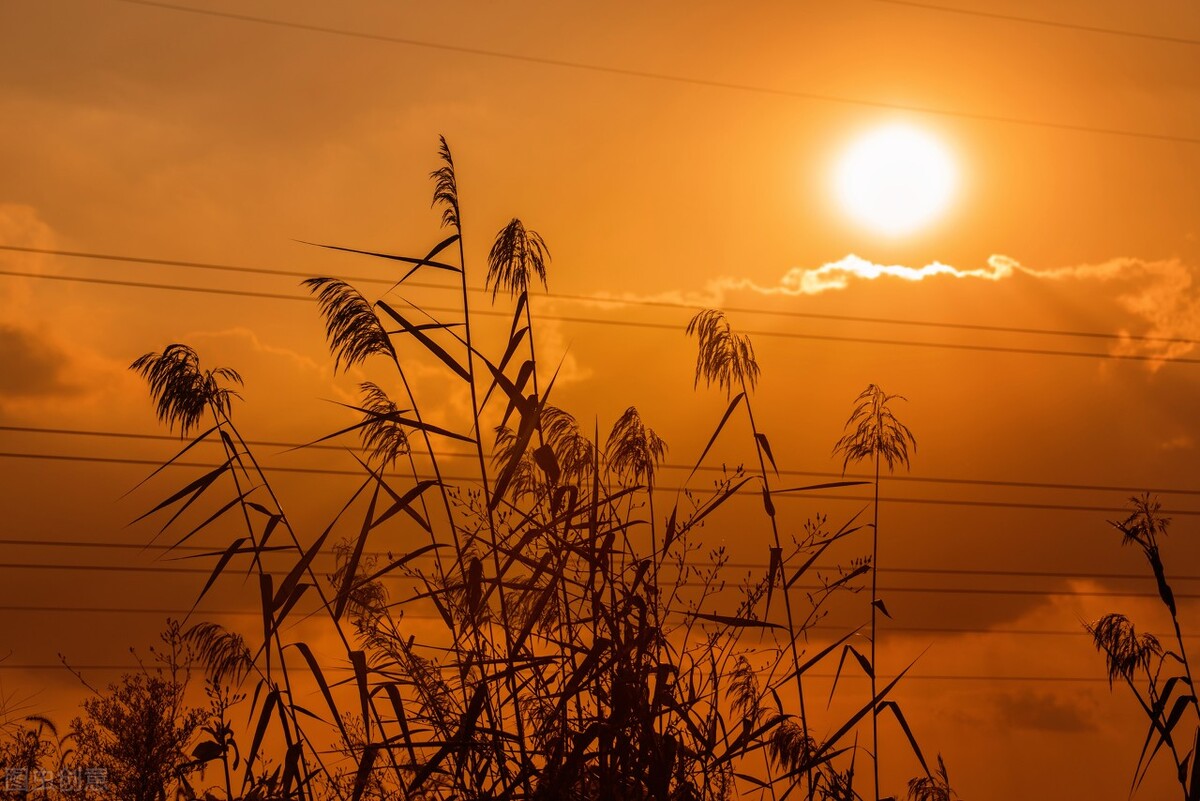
left=833, top=123, right=958, bottom=236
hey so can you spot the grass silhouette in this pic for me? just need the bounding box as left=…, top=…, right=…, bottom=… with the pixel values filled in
left=1088, top=494, right=1200, bottom=801
left=4, top=138, right=957, bottom=801
left=833, top=385, right=916, bottom=801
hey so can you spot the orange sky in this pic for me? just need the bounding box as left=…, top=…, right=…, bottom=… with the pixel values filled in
left=2, top=2, right=1200, bottom=799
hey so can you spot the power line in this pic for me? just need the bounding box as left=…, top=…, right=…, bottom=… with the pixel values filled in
left=5, top=244, right=1195, bottom=348
left=0, top=245, right=458, bottom=294
left=4, top=449, right=1198, bottom=515
left=867, top=0, right=1200, bottom=46
left=8, top=423, right=1200, bottom=497
left=0, top=423, right=469, bottom=457
left=3, top=267, right=1196, bottom=366
left=2, top=561, right=1198, bottom=600
left=0, top=658, right=1121, bottom=682
left=0, top=268, right=308, bottom=303
left=3, top=538, right=1196, bottom=584
left=0, top=604, right=255, bottom=616
left=108, top=0, right=1200, bottom=146
left=0, top=603, right=1189, bottom=640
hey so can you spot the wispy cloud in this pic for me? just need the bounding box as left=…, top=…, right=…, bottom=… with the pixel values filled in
left=579, top=252, right=1199, bottom=367
left=697, top=253, right=1199, bottom=365
left=716, top=253, right=1015, bottom=296
left=1000, top=255, right=1200, bottom=364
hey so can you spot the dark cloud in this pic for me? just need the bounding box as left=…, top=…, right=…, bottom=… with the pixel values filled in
left=993, top=689, right=1095, bottom=733
left=0, top=324, right=80, bottom=399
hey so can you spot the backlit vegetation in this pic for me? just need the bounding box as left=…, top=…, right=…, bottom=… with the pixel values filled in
left=4, top=139, right=951, bottom=801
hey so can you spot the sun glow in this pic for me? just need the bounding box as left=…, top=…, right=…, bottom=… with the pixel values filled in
left=834, top=123, right=957, bottom=236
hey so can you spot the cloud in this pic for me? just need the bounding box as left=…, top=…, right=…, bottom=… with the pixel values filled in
left=681, top=252, right=1199, bottom=365
left=0, top=324, right=82, bottom=399
left=716, top=254, right=1015, bottom=296
left=0, top=203, right=55, bottom=262
left=1003, top=255, right=1200, bottom=364
left=0, top=203, right=58, bottom=313
left=992, top=688, right=1096, bottom=733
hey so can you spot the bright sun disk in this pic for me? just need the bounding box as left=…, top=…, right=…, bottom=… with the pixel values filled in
left=834, top=123, right=957, bottom=236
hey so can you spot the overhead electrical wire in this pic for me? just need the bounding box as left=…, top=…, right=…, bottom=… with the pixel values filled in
left=0, top=658, right=1121, bottom=682
left=3, top=539, right=1198, bottom=584
left=1, top=603, right=1192, bottom=642
left=1, top=603, right=1185, bottom=642
left=1, top=267, right=1195, bottom=366
left=1, top=561, right=1195, bottom=600
left=865, top=0, right=1200, bottom=47
left=106, top=0, right=1200, bottom=145
left=3, top=449, right=1197, bottom=516
left=7, top=423, right=1200, bottom=497
left=2, top=244, right=1197, bottom=348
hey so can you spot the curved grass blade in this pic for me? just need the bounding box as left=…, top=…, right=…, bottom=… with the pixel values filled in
left=376, top=300, right=469, bottom=381
left=121, top=423, right=219, bottom=499
left=775, top=627, right=864, bottom=690
left=243, top=686, right=279, bottom=785
left=193, top=536, right=247, bottom=608
left=297, top=238, right=461, bottom=273
left=171, top=489, right=257, bottom=551
left=385, top=233, right=462, bottom=291
left=352, top=544, right=446, bottom=594
left=773, top=480, right=872, bottom=494
left=755, top=431, right=778, bottom=474
left=687, top=392, right=743, bottom=484
left=878, top=699, right=931, bottom=777
left=131, top=457, right=233, bottom=533
left=689, top=612, right=784, bottom=631
left=351, top=651, right=371, bottom=741
left=334, top=484, right=380, bottom=622
left=350, top=746, right=379, bottom=801
left=827, top=644, right=873, bottom=707
left=288, top=642, right=348, bottom=744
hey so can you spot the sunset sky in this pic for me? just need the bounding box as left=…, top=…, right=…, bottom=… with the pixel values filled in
left=3, top=2, right=1200, bottom=799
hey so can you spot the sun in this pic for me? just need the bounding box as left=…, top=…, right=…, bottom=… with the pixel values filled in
left=834, top=123, right=957, bottom=237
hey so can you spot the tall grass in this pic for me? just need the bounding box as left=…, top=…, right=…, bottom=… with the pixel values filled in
left=112, top=138, right=947, bottom=801
left=1088, top=493, right=1200, bottom=801
left=833, top=385, right=915, bottom=801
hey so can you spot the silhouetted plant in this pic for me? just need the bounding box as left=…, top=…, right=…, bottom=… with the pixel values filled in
left=71, top=625, right=205, bottom=801
left=302, top=279, right=395, bottom=373
left=834, top=384, right=916, bottom=801
left=354, top=382, right=411, bottom=469
left=122, top=138, right=943, bottom=801
left=606, top=406, right=667, bottom=487
left=486, top=218, right=549, bottom=301
left=905, top=754, right=959, bottom=801
left=1087, top=493, right=1200, bottom=800
left=130, top=345, right=242, bottom=436
left=0, top=715, right=75, bottom=800
left=686, top=309, right=759, bottom=397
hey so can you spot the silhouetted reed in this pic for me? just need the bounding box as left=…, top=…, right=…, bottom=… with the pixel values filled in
left=110, top=138, right=953, bottom=801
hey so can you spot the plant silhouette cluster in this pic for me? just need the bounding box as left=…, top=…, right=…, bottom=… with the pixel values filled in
left=6, top=139, right=958, bottom=801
